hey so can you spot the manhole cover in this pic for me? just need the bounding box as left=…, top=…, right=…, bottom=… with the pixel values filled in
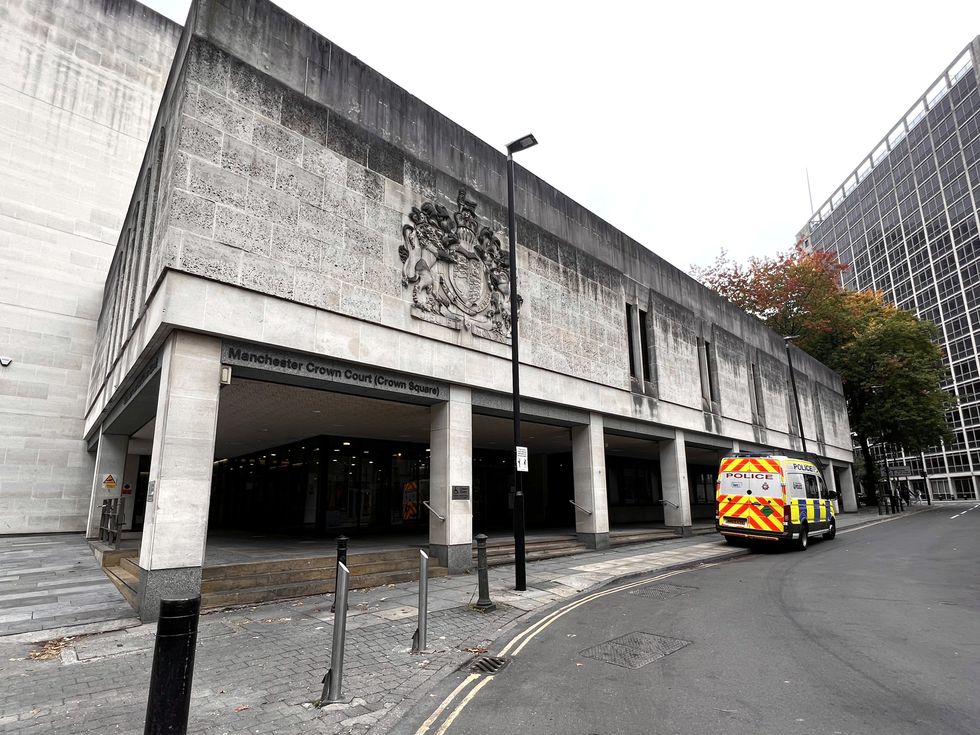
left=580, top=632, right=691, bottom=669
left=628, top=583, right=698, bottom=600
left=462, top=655, right=509, bottom=674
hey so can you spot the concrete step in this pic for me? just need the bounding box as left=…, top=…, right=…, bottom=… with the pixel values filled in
left=102, top=565, right=139, bottom=609
left=200, top=547, right=428, bottom=580
left=201, top=564, right=448, bottom=610
left=201, top=556, right=430, bottom=593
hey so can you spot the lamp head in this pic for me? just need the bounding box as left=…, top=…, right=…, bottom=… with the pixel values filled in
left=0, top=356, right=11, bottom=367
left=506, top=134, right=538, bottom=155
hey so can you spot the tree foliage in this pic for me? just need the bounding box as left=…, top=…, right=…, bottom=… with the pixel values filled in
left=692, top=245, right=953, bottom=501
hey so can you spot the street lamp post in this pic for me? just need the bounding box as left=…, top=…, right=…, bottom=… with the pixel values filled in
left=506, top=133, right=537, bottom=592
left=783, top=336, right=808, bottom=456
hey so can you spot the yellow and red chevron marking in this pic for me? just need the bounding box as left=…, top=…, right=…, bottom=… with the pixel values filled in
left=719, top=457, right=783, bottom=474
left=719, top=495, right=784, bottom=532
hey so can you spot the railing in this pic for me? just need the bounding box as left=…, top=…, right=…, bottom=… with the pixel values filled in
left=568, top=499, right=592, bottom=515
left=421, top=500, right=444, bottom=521
left=98, top=498, right=125, bottom=548
left=659, top=498, right=680, bottom=510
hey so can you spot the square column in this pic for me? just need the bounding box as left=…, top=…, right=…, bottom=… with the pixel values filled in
left=571, top=413, right=610, bottom=549
left=137, top=332, right=222, bottom=621
left=836, top=463, right=858, bottom=513
left=822, top=463, right=840, bottom=514
left=85, top=432, right=128, bottom=538
left=428, top=385, right=473, bottom=573
left=659, top=429, right=693, bottom=534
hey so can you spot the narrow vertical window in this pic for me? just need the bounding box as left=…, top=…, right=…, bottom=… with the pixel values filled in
left=751, top=362, right=766, bottom=423
left=626, top=303, right=637, bottom=378
left=704, top=339, right=719, bottom=403
left=638, top=309, right=651, bottom=382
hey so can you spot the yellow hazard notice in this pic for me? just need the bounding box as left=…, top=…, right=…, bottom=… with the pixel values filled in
left=102, top=474, right=117, bottom=490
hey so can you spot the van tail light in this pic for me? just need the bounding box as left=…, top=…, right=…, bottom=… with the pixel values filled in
left=783, top=504, right=791, bottom=525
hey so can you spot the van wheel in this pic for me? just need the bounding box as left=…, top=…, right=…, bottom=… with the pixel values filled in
left=825, top=518, right=836, bottom=540
left=796, top=524, right=809, bottom=551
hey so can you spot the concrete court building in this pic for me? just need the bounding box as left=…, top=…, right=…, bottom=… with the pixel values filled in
left=7, top=0, right=856, bottom=619
left=0, top=0, right=181, bottom=533
left=800, top=38, right=980, bottom=502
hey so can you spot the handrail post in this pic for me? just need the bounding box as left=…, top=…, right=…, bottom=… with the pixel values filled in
left=474, top=535, right=496, bottom=612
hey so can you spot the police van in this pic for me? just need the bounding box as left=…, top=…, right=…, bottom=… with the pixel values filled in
left=715, top=453, right=836, bottom=550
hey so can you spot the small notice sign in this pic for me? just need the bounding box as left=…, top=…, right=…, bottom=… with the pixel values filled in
left=121, top=483, right=133, bottom=496
left=452, top=485, right=470, bottom=501
left=516, top=446, right=529, bottom=473
left=102, top=474, right=117, bottom=490
left=146, top=480, right=155, bottom=504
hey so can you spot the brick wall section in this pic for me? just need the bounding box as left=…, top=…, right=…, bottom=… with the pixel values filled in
left=0, top=0, right=180, bottom=533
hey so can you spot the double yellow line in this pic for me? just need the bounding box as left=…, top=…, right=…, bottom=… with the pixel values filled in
left=414, top=564, right=715, bottom=734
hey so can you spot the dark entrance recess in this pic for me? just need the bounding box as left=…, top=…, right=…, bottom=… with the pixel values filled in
left=209, top=436, right=430, bottom=535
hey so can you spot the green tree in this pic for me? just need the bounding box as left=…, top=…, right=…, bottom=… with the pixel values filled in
left=692, top=245, right=953, bottom=502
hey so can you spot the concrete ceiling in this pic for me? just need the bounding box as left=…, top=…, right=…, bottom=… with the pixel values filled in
left=132, top=378, right=725, bottom=463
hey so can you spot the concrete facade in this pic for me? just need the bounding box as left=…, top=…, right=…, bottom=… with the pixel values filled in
left=0, top=0, right=180, bottom=533
left=72, top=0, right=855, bottom=614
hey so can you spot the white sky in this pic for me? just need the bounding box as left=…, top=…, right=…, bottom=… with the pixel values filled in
left=144, top=0, right=980, bottom=273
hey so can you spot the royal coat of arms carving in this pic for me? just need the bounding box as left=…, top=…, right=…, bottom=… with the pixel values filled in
left=399, top=189, right=519, bottom=341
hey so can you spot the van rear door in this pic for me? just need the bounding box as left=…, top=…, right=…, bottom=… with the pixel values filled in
left=717, top=466, right=785, bottom=534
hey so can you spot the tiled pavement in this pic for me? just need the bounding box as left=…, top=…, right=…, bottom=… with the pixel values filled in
left=0, top=535, right=137, bottom=637
left=0, top=507, right=921, bottom=734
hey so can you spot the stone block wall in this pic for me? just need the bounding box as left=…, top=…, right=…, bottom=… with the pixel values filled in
left=0, top=0, right=180, bottom=533
left=85, top=0, right=853, bottom=464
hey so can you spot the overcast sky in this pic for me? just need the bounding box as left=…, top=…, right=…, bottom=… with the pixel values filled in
left=144, top=0, right=980, bottom=274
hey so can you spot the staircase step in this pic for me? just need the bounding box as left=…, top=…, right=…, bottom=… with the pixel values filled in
left=201, top=556, right=429, bottom=592
left=202, top=564, right=448, bottom=609
left=102, top=565, right=139, bottom=609
left=201, top=548, right=427, bottom=580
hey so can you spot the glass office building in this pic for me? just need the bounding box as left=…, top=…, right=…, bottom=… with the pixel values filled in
left=800, top=38, right=980, bottom=501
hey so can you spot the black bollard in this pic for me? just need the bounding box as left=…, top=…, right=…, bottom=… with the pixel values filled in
left=330, top=535, right=349, bottom=613
left=144, top=597, right=201, bottom=735
left=474, top=534, right=496, bottom=612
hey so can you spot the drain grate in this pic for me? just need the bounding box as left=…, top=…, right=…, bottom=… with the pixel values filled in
left=463, top=655, right=509, bottom=674
left=628, top=583, right=698, bottom=601
left=580, top=632, right=691, bottom=669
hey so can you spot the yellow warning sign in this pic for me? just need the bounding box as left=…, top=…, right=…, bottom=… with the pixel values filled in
left=102, top=474, right=117, bottom=490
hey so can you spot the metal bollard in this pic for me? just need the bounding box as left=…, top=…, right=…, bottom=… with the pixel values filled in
left=330, top=535, right=348, bottom=613
left=412, top=550, right=429, bottom=653
left=320, top=562, right=350, bottom=705
left=474, top=534, right=496, bottom=612
left=144, top=597, right=201, bottom=735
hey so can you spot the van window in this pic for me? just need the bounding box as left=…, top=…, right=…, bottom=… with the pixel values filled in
left=787, top=473, right=806, bottom=499
left=804, top=475, right=820, bottom=499
left=719, top=470, right=782, bottom=498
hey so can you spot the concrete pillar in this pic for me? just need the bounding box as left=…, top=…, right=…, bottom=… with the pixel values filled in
left=571, top=413, right=610, bottom=549
left=659, top=429, right=693, bottom=533
left=428, top=385, right=473, bottom=573
left=836, top=464, right=858, bottom=513
left=822, top=463, right=840, bottom=514
left=85, top=433, right=129, bottom=538
left=136, top=332, right=221, bottom=621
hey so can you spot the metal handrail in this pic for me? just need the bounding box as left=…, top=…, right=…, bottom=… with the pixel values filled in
left=421, top=500, right=445, bottom=521
left=659, top=498, right=680, bottom=509
left=568, top=499, right=592, bottom=515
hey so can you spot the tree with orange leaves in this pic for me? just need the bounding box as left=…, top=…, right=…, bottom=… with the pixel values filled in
left=692, top=245, right=952, bottom=503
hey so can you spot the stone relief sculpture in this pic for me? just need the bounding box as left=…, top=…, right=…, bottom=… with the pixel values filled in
left=400, top=189, right=519, bottom=341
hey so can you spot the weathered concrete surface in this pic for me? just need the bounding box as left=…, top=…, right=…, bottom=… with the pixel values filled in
left=0, top=0, right=180, bottom=533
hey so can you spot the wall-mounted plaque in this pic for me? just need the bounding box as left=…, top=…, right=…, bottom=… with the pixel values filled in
left=451, top=485, right=470, bottom=501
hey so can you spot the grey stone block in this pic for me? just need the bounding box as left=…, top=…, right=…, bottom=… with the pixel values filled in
left=324, top=180, right=365, bottom=223
left=177, top=115, right=222, bottom=164
left=187, top=158, right=248, bottom=209
left=180, top=232, right=242, bottom=283
left=274, top=159, right=322, bottom=206
left=137, top=565, right=203, bottom=622
left=270, top=225, right=321, bottom=269
left=280, top=87, right=328, bottom=143
left=214, top=205, right=272, bottom=256
left=195, top=89, right=254, bottom=142
left=228, top=56, right=282, bottom=121
left=187, top=37, right=229, bottom=94
left=293, top=268, right=341, bottom=311
left=169, top=189, right=215, bottom=237
left=302, top=140, right=346, bottom=183
left=241, top=252, right=294, bottom=299
left=347, top=163, right=384, bottom=202
left=367, top=138, right=405, bottom=184
left=253, top=118, right=302, bottom=163
left=298, top=201, right=344, bottom=245
left=221, top=135, right=277, bottom=188
left=345, top=221, right=384, bottom=260
left=326, top=113, right=369, bottom=165
left=245, top=182, right=298, bottom=226
left=340, top=283, right=382, bottom=322
left=322, top=248, right=363, bottom=285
